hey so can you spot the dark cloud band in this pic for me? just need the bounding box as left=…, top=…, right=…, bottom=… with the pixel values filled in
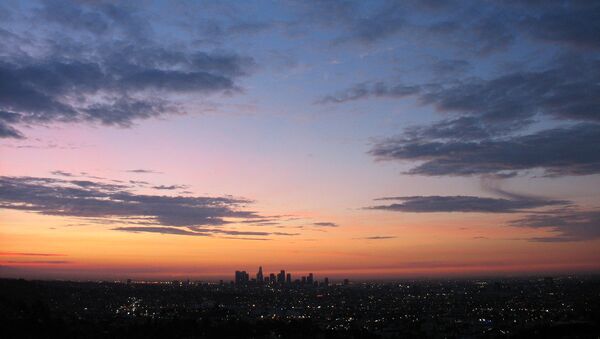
left=370, top=123, right=600, bottom=177
left=369, top=194, right=567, bottom=213
left=0, top=176, right=257, bottom=228
left=511, top=208, right=600, bottom=242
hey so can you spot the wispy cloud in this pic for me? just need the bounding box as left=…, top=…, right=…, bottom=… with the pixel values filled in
left=113, top=226, right=299, bottom=239
left=313, top=222, right=339, bottom=227
left=368, top=194, right=567, bottom=213
left=1, top=260, right=70, bottom=264
left=50, top=170, right=74, bottom=177
left=0, top=252, right=66, bottom=257
left=126, top=169, right=162, bottom=174
left=152, top=184, right=189, bottom=190
left=112, top=226, right=210, bottom=237
left=512, top=208, right=600, bottom=242
left=357, top=236, right=397, bottom=240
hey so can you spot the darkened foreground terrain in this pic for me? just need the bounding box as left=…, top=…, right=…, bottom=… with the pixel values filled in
left=0, top=276, right=599, bottom=338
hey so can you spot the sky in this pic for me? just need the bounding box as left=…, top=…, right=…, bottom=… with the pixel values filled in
left=0, top=0, right=599, bottom=281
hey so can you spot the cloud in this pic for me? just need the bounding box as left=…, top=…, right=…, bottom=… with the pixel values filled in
left=297, top=1, right=508, bottom=51
left=113, top=226, right=210, bottom=237
left=359, top=236, right=397, bottom=240
left=321, top=57, right=599, bottom=179
left=273, top=232, right=301, bottom=236
left=368, top=184, right=597, bottom=242
left=518, top=2, right=600, bottom=50
left=51, top=170, right=74, bottom=177
left=0, top=50, right=250, bottom=136
left=0, top=176, right=260, bottom=228
left=317, top=81, right=420, bottom=104
left=129, top=180, right=149, bottom=185
left=511, top=208, right=600, bottom=242
left=356, top=57, right=600, bottom=178
left=113, top=226, right=299, bottom=238
left=292, top=1, right=520, bottom=54
left=0, top=110, right=24, bottom=138
left=152, top=185, right=189, bottom=190
left=0, top=121, right=24, bottom=139
left=190, top=227, right=299, bottom=237
left=370, top=123, right=600, bottom=177
left=126, top=169, right=162, bottom=174
left=369, top=193, right=567, bottom=213
left=0, top=2, right=255, bottom=138
left=238, top=218, right=281, bottom=225
left=302, top=1, right=600, bottom=53
left=38, top=1, right=153, bottom=41
left=315, top=10, right=599, bottom=179
left=188, top=226, right=269, bottom=236
left=431, top=59, right=471, bottom=78
left=81, top=97, right=173, bottom=127
left=324, top=56, right=599, bottom=129
left=194, top=19, right=273, bottom=44
left=313, top=222, right=339, bottom=227
left=301, top=1, right=600, bottom=185
left=420, top=57, right=600, bottom=126
left=1, top=260, right=70, bottom=264
left=0, top=176, right=302, bottom=239
left=336, top=2, right=407, bottom=44
left=0, top=252, right=65, bottom=257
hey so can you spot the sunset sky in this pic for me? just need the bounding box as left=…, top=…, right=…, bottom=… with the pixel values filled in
left=1, top=0, right=599, bottom=281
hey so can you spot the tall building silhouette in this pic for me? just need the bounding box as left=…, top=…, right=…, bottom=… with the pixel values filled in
left=277, top=270, right=286, bottom=284
left=257, top=266, right=263, bottom=283
left=235, top=270, right=249, bottom=285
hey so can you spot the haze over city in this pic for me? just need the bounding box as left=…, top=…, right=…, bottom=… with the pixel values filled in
left=1, top=0, right=599, bottom=282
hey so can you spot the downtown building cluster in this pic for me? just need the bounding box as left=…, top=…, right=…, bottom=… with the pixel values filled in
left=234, top=266, right=330, bottom=287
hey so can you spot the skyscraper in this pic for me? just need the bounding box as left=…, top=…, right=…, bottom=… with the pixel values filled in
left=307, top=273, right=314, bottom=285
left=235, top=270, right=249, bottom=285
left=257, top=266, right=263, bottom=283
left=286, top=273, right=291, bottom=284
left=277, top=270, right=285, bottom=284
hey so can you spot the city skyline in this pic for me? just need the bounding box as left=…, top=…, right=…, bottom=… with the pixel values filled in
left=233, top=266, right=324, bottom=286
left=1, top=0, right=599, bottom=281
